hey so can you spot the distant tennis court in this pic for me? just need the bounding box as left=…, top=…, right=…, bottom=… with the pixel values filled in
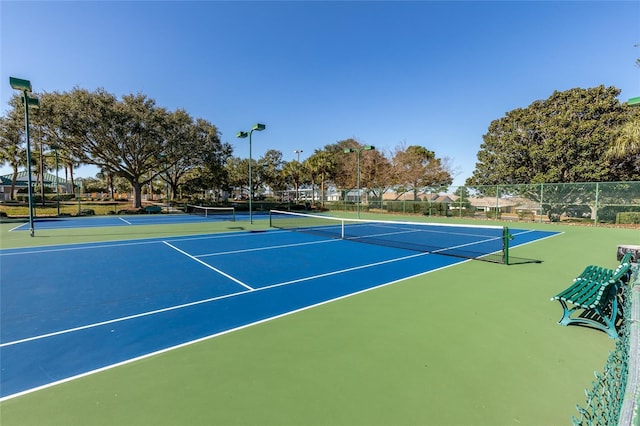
left=7, top=207, right=259, bottom=232
left=0, top=214, right=558, bottom=400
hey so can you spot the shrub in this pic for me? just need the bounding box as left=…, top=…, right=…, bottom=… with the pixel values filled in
left=616, top=212, right=640, bottom=224
left=486, top=208, right=502, bottom=219
left=599, top=205, right=640, bottom=223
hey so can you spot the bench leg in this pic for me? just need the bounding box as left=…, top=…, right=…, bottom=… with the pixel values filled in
left=554, top=289, right=620, bottom=339
left=557, top=300, right=577, bottom=326
left=595, top=293, right=619, bottom=339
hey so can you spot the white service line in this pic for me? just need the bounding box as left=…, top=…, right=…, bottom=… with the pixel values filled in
left=118, top=217, right=132, bottom=225
left=265, top=251, right=430, bottom=288
left=8, top=223, right=26, bottom=232
left=0, top=252, right=460, bottom=403
left=0, top=249, right=434, bottom=348
left=162, top=240, right=254, bottom=291
left=196, top=238, right=338, bottom=257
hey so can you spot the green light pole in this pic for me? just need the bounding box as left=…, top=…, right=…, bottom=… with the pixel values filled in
left=344, top=145, right=375, bottom=218
left=77, top=178, right=83, bottom=215
left=10, top=77, right=39, bottom=237
left=236, top=123, right=266, bottom=224
left=51, top=144, right=60, bottom=216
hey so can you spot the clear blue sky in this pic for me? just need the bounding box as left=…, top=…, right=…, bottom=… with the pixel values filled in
left=2, top=1, right=639, bottom=186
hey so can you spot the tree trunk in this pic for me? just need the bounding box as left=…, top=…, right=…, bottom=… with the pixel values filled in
left=69, top=163, right=75, bottom=194
left=171, top=182, right=179, bottom=201
left=10, top=165, right=18, bottom=201
left=131, top=181, right=143, bottom=208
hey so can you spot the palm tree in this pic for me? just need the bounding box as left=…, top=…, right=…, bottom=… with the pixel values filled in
left=305, top=150, right=336, bottom=207
left=607, top=118, right=640, bottom=158
left=282, top=160, right=303, bottom=202
left=0, top=114, right=27, bottom=201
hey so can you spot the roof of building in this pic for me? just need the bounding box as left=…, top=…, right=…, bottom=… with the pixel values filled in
left=1, top=171, right=71, bottom=187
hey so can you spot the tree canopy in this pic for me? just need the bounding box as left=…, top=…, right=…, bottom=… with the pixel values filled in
left=10, top=83, right=635, bottom=209
left=2, top=88, right=231, bottom=207
left=391, top=144, right=452, bottom=199
left=467, top=85, right=638, bottom=186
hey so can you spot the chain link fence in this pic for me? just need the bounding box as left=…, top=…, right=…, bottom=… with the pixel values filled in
left=571, top=267, right=639, bottom=425
left=323, top=181, right=640, bottom=226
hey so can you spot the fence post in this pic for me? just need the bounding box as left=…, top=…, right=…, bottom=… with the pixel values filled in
left=539, top=183, right=544, bottom=223
left=495, top=185, right=500, bottom=220
left=594, top=182, right=600, bottom=226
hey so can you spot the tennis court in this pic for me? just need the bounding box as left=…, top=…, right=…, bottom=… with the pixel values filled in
left=7, top=206, right=243, bottom=232
left=0, top=213, right=635, bottom=425
left=1, top=215, right=556, bottom=398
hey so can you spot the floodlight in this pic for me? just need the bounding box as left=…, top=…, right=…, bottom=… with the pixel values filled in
left=9, top=77, right=32, bottom=92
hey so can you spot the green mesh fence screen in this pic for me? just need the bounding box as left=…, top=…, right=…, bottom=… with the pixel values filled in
left=571, top=269, right=639, bottom=426
left=325, top=181, right=640, bottom=225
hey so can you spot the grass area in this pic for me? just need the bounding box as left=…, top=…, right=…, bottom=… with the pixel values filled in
left=0, top=215, right=637, bottom=425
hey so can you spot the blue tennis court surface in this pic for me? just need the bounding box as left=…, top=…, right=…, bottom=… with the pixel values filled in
left=0, top=225, right=559, bottom=400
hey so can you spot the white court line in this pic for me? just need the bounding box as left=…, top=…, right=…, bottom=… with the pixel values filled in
left=0, top=254, right=462, bottom=403
left=196, top=238, right=338, bottom=257
left=1, top=231, right=560, bottom=347
left=365, top=222, right=500, bottom=239
left=0, top=239, right=164, bottom=256
left=264, top=251, right=429, bottom=288
left=0, top=288, right=248, bottom=348
left=162, top=241, right=254, bottom=291
left=118, top=217, right=132, bottom=225
left=0, top=249, right=433, bottom=349
left=0, top=229, right=291, bottom=256
left=8, top=223, right=26, bottom=232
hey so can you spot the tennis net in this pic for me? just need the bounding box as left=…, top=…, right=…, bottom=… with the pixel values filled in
left=186, top=205, right=236, bottom=221
left=269, top=210, right=512, bottom=264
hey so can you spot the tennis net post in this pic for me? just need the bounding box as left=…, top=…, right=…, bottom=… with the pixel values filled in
left=502, top=227, right=513, bottom=265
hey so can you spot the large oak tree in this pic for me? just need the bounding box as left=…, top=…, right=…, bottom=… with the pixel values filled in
left=467, top=85, right=635, bottom=186
left=50, top=88, right=230, bottom=207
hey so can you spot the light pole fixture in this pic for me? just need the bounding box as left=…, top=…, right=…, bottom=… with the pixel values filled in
left=236, top=123, right=266, bottom=224
left=344, top=145, right=375, bottom=218
left=294, top=149, right=303, bottom=162
left=10, top=77, right=39, bottom=237
left=51, top=144, right=61, bottom=216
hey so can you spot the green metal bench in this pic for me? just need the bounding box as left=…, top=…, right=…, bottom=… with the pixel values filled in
left=144, top=205, right=163, bottom=214
left=550, top=252, right=633, bottom=339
